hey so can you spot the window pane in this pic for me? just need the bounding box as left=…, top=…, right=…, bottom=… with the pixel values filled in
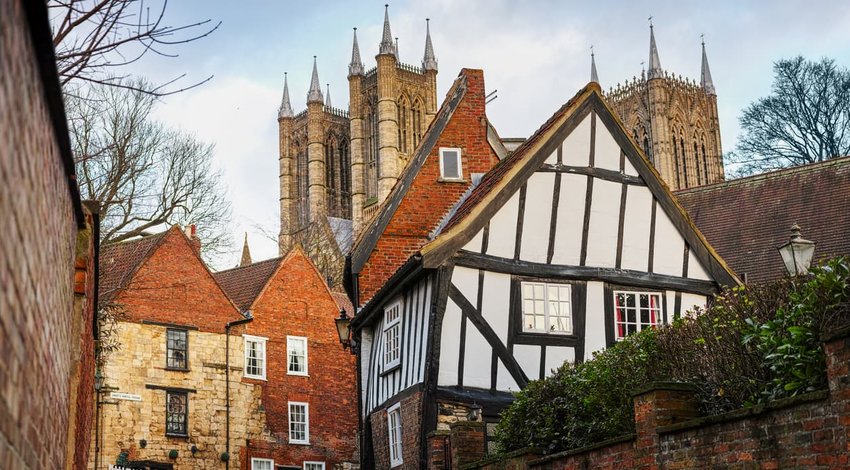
left=166, top=329, right=187, bottom=369
left=442, top=151, right=459, bottom=178
left=166, top=392, right=187, bottom=435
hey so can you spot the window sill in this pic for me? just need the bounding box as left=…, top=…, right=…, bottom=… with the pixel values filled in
left=244, top=375, right=267, bottom=381
left=288, top=440, right=310, bottom=446
left=165, top=433, right=189, bottom=439
left=287, top=372, right=310, bottom=377
left=438, top=177, right=466, bottom=183
left=381, top=363, right=401, bottom=376
left=165, top=367, right=190, bottom=372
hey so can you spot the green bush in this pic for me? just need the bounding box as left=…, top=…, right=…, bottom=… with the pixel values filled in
left=495, top=257, right=850, bottom=455
left=494, top=329, right=662, bottom=454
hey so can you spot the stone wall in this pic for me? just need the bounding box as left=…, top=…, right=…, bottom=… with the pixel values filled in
left=461, top=327, right=850, bottom=469
left=0, top=1, right=94, bottom=469
left=94, top=322, right=264, bottom=469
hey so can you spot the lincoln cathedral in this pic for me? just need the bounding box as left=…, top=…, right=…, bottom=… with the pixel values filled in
left=276, top=8, right=724, bottom=260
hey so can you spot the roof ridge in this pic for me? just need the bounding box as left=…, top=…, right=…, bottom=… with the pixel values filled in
left=214, top=256, right=284, bottom=275
left=676, top=156, right=850, bottom=195
left=101, top=230, right=168, bottom=248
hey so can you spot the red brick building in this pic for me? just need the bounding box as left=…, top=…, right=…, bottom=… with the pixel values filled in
left=215, top=248, right=359, bottom=470
left=0, top=1, right=99, bottom=468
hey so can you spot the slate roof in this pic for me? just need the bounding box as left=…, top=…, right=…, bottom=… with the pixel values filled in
left=99, top=231, right=169, bottom=302
left=213, top=257, right=283, bottom=312
left=676, top=157, right=850, bottom=284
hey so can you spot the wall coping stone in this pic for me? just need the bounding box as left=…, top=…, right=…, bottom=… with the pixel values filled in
left=631, top=381, right=698, bottom=397
left=460, top=447, right=544, bottom=470
left=657, top=389, right=829, bottom=435
left=528, top=434, right=636, bottom=466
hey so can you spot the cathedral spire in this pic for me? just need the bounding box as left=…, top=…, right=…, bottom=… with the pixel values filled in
left=348, top=27, right=364, bottom=77
left=647, top=18, right=663, bottom=79
left=422, top=18, right=438, bottom=72
left=700, top=36, right=716, bottom=95
left=278, top=72, right=293, bottom=118
left=325, top=84, right=332, bottom=107
left=590, top=46, right=599, bottom=84
left=379, top=4, right=396, bottom=56
left=307, top=56, right=323, bottom=104
left=240, top=233, right=252, bottom=267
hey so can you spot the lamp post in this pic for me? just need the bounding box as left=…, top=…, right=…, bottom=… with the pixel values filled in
left=335, top=309, right=352, bottom=351
left=777, top=224, right=816, bottom=276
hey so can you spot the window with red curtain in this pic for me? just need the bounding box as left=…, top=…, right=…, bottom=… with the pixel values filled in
left=613, top=291, right=662, bottom=340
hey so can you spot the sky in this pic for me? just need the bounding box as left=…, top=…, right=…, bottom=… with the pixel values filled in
left=120, top=0, right=850, bottom=269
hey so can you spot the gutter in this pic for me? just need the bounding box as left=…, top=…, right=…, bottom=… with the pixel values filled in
left=224, top=315, right=253, bottom=468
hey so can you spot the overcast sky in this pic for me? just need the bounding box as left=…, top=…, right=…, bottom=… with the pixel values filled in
left=124, top=0, right=850, bottom=268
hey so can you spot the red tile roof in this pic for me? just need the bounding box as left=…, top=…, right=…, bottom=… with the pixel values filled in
left=99, top=231, right=169, bottom=302
left=213, top=257, right=283, bottom=312
left=676, top=157, right=850, bottom=284
left=332, top=292, right=355, bottom=317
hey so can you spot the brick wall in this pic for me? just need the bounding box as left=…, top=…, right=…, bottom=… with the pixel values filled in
left=465, top=327, right=850, bottom=469
left=370, top=390, right=424, bottom=469
left=243, top=249, right=358, bottom=468
left=0, top=1, right=93, bottom=469
left=357, top=69, right=498, bottom=305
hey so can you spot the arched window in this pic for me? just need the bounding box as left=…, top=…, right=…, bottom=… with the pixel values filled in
left=365, top=99, right=379, bottom=200
left=339, top=139, right=351, bottom=217
left=700, top=135, right=709, bottom=184
left=679, top=132, right=688, bottom=188
left=672, top=131, right=681, bottom=189
left=692, top=134, right=701, bottom=185
left=325, top=135, right=338, bottom=214
left=295, top=140, right=309, bottom=227
left=397, top=95, right=409, bottom=155
left=412, top=98, right=424, bottom=150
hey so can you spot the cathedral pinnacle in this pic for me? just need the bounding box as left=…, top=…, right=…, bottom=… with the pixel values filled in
left=278, top=72, right=293, bottom=119
left=590, top=46, right=599, bottom=84
left=647, top=19, right=663, bottom=79
left=700, top=36, right=716, bottom=95
left=240, top=233, right=252, bottom=267
left=348, top=28, right=364, bottom=77
left=325, top=84, right=332, bottom=108
left=422, top=18, right=438, bottom=72
left=379, top=5, right=396, bottom=56
left=307, top=56, right=323, bottom=104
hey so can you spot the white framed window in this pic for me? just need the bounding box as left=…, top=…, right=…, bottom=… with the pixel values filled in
left=520, top=282, right=572, bottom=334
left=244, top=335, right=267, bottom=380
left=287, top=336, right=308, bottom=376
left=383, top=301, right=402, bottom=370
left=303, top=462, right=325, bottom=470
left=387, top=403, right=403, bottom=467
left=613, top=291, right=662, bottom=340
left=288, top=401, right=310, bottom=444
left=251, top=458, right=274, bottom=470
left=439, top=147, right=463, bottom=180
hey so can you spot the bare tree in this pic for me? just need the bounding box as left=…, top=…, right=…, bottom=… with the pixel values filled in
left=727, top=57, right=850, bottom=176
left=48, top=0, right=220, bottom=95
left=67, top=80, right=232, bottom=257
left=253, top=219, right=348, bottom=289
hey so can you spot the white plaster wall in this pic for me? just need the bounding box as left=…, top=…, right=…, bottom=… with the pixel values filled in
left=462, top=228, right=484, bottom=253
left=463, top=321, right=492, bottom=389
left=681, top=293, right=707, bottom=316
left=438, top=299, right=462, bottom=386
left=496, top=361, right=519, bottom=392
left=452, top=266, right=479, bottom=306
left=584, top=281, right=607, bottom=359
left=545, top=347, right=574, bottom=376
left=481, top=271, right=511, bottom=341
left=687, top=250, right=711, bottom=280
left=520, top=172, right=555, bottom=263
left=550, top=174, right=586, bottom=266
left=544, top=148, right=558, bottom=165
left=513, top=344, right=541, bottom=381
left=584, top=179, right=621, bottom=268
left=594, top=121, right=621, bottom=171
left=665, top=290, right=677, bottom=322
left=652, top=208, right=685, bottom=276
left=484, top=192, right=519, bottom=259
left=561, top=113, right=592, bottom=166
left=620, top=185, right=653, bottom=271
left=623, top=154, right=639, bottom=176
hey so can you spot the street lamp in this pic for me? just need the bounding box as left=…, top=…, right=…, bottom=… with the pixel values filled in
left=335, top=309, right=352, bottom=350
left=777, top=224, right=816, bottom=276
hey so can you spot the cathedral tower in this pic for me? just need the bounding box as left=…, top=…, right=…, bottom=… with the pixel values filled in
left=604, top=23, right=725, bottom=190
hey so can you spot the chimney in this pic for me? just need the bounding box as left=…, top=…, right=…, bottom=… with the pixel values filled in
left=184, top=224, right=201, bottom=255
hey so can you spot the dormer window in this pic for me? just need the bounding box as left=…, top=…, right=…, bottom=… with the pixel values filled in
left=439, top=147, right=463, bottom=181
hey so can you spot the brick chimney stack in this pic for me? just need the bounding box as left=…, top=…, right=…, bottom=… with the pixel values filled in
left=184, top=224, right=201, bottom=255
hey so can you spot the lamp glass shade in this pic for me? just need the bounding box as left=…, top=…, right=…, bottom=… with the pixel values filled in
left=778, top=238, right=815, bottom=276
left=335, top=312, right=351, bottom=345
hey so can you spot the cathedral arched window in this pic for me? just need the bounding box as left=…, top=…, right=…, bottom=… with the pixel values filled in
left=412, top=98, right=424, bottom=150
left=295, top=139, right=309, bottom=227
left=692, top=132, right=702, bottom=185
left=398, top=95, right=410, bottom=155
left=679, top=131, right=688, bottom=188
left=339, top=139, right=351, bottom=217
left=672, top=131, right=682, bottom=189
left=326, top=135, right=338, bottom=214
left=700, top=135, right=709, bottom=184
left=365, top=100, right=379, bottom=201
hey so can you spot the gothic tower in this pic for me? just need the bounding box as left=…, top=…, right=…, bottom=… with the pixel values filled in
left=279, top=6, right=439, bottom=256
left=604, top=24, right=724, bottom=191
left=348, top=6, right=439, bottom=231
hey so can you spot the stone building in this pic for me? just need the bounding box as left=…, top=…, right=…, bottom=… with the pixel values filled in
left=0, top=1, right=99, bottom=468
left=604, top=24, right=724, bottom=190
left=277, top=5, right=439, bottom=255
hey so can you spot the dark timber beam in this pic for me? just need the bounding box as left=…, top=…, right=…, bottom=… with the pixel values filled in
left=537, top=163, right=646, bottom=186
left=454, top=250, right=719, bottom=296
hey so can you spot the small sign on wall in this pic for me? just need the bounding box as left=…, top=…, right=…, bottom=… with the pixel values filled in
left=110, top=392, right=142, bottom=402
